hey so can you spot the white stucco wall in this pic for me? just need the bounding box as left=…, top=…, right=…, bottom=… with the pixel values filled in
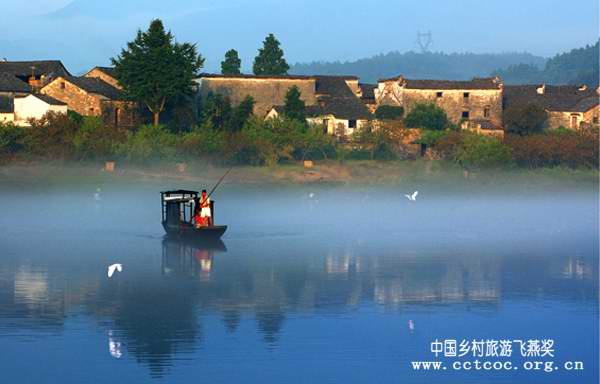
left=14, top=95, right=67, bottom=126
left=0, top=112, right=14, bottom=123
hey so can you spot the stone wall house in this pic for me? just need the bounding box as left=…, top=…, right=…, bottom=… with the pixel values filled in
left=503, top=84, right=600, bottom=130
left=13, top=94, right=67, bottom=126
left=374, top=76, right=504, bottom=125
left=41, top=76, right=137, bottom=128
left=195, top=74, right=320, bottom=117
left=265, top=76, right=372, bottom=137
left=0, top=60, right=70, bottom=92
left=83, top=66, right=122, bottom=90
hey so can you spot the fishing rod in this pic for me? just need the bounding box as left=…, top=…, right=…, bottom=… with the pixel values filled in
left=206, top=167, right=233, bottom=199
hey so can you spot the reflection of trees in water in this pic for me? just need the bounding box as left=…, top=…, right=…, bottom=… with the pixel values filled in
left=221, top=309, right=241, bottom=333
left=114, top=285, right=199, bottom=378
left=1, top=237, right=597, bottom=378
left=256, top=309, right=285, bottom=344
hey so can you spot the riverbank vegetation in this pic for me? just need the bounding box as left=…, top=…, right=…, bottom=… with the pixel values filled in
left=1, top=103, right=597, bottom=171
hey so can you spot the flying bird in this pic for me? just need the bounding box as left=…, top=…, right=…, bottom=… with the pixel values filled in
left=107, top=263, right=122, bottom=278
left=404, top=191, right=419, bottom=201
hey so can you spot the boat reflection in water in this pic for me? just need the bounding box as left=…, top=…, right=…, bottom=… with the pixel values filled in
left=162, top=236, right=227, bottom=281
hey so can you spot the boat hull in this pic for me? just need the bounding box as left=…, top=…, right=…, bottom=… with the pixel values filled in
left=162, top=222, right=227, bottom=240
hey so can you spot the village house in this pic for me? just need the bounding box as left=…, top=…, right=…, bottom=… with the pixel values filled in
left=374, top=76, right=504, bottom=126
left=0, top=93, right=68, bottom=126
left=196, top=73, right=371, bottom=137
left=83, top=66, right=122, bottom=90
left=40, top=75, right=137, bottom=128
left=13, top=94, right=67, bottom=126
left=503, top=84, right=600, bottom=130
left=195, top=73, right=319, bottom=116
left=266, top=76, right=371, bottom=137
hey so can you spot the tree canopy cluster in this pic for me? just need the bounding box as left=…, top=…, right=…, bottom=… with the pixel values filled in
left=494, top=41, right=599, bottom=87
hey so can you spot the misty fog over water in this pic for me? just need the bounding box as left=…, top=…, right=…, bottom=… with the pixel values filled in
left=0, top=176, right=597, bottom=383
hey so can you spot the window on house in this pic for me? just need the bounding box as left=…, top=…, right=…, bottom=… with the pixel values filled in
left=463, top=92, right=470, bottom=99
left=593, top=116, right=599, bottom=124
left=462, top=111, right=470, bottom=119
left=484, top=107, right=490, bottom=118
left=348, top=119, right=357, bottom=129
left=60, top=82, right=65, bottom=89
left=436, top=91, right=443, bottom=98
left=322, top=118, right=329, bottom=134
left=89, top=108, right=95, bottom=115
left=570, top=115, right=579, bottom=129
left=115, top=108, right=120, bottom=127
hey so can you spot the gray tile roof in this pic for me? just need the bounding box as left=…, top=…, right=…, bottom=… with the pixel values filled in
left=199, top=73, right=358, bottom=81
left=313, top=76, right=371, bottom=120
left=68, top=76, right=124, bottom=100
left=504, top=85, right=599, bottom=112
left=32, top=93, right=67, bottom=105
left=0, top=73, right=30, bottom=93
left=471, top=118, right=502, bottom=130
left=379, top=75, right=503, bottom=90
left=0, top=60, right=70, bottom=78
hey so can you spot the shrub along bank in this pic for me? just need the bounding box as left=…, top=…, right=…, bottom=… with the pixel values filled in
left=0, top=110, right=598, bottom=170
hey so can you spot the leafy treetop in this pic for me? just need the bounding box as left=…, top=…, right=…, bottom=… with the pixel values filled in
left=111, top=19, right=204, bottom=125
left=404, top=103, right=449, bottom=131
left=253, top=34, right=289, bottom=75
left=221, top=49, right=241, bottom=75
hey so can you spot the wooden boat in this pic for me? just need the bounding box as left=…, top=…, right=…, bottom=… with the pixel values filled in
left=161, top=189, right=227, bottom=240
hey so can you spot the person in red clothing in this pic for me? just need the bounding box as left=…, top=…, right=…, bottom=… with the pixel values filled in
left=194, top=190, right=212, bottom=227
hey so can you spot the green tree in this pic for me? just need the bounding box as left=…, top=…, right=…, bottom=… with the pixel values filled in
left=221, top=49, right=241, bottom=75
left=253, top=34, right=289, bottom=75
left=404, top=103, right=449, bottom=130
left=503, top=103, right=548, bottom=136
left=375, top=105, right=404, bottom=120
left=111, top=19, right=204, bottom=126
left=283, top=86, right=305, bottom=122
left=228, top=96, right=255, bottom=132
left=455, top=134, right=515, bottom=169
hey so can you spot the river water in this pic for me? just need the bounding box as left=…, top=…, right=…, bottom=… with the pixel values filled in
left=0, top=177, right=598, bottom=383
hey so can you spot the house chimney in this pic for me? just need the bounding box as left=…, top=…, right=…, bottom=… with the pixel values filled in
left=536, top=84, right=545, bottom=95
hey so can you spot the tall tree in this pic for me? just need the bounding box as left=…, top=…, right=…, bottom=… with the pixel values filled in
left=283, top=86, right=305, bottom=122
left=111, top=19, right=204, bottom=126
left=221, top=49, right=242, bottom=75
left=253, top=34, right=289, bottom=75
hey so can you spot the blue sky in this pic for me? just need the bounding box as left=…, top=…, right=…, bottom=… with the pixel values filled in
left=1, top=0, right=598, bottom=74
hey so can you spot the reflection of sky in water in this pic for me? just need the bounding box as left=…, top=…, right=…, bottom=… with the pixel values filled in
left=0, top=181, right=597, bottom=383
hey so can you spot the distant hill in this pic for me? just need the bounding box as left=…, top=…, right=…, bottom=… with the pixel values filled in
left=290, top=51, right=546, bottom=83
left=493, top=41, right=599, bottom=86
